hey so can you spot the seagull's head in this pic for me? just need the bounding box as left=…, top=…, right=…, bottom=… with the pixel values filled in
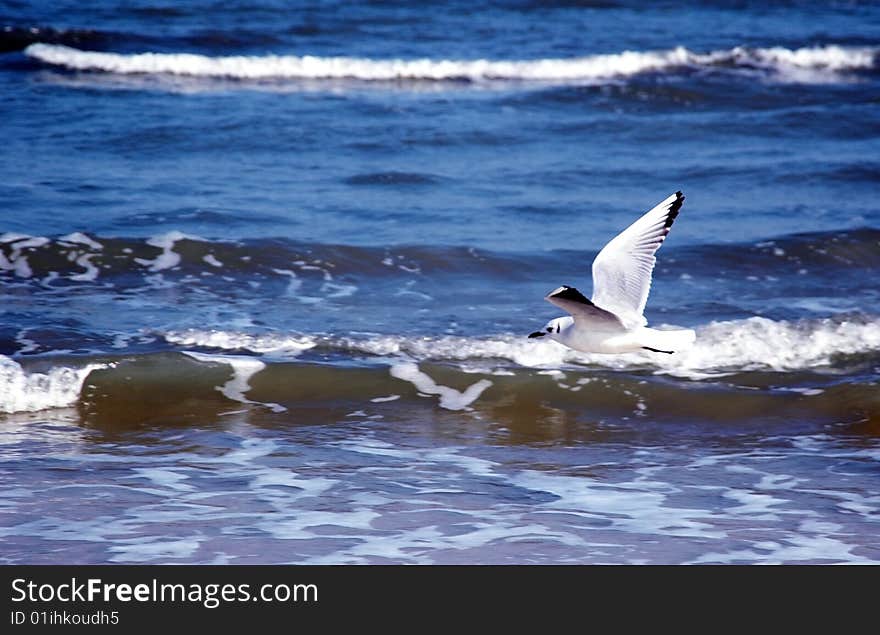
left=528, top=316, right=572, bottom=341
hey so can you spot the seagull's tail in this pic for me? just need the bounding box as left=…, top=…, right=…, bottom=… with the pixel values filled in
left=639, top=328, right=696, bottom=354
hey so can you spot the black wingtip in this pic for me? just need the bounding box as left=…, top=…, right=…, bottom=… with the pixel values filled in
left=642, top=346, right=674, bottom=354
left=665, top=191, right=685, bottom=229
left=546, top=285, right=593, bottom=306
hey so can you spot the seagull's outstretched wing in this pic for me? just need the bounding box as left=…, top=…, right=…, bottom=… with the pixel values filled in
left=590, top=191, right=684, bottom=328
left=545, top=285, right=625, bottom=330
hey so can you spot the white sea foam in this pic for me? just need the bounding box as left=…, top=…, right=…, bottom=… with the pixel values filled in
left=69, top=253, right=100, bottom=282
left=650, top=316, right=880, bottom=377
left=166, top=329, right=316, bottom=355
left=108, top=537, right=202, bottom=563
left=0, top=355, right=104, bottom=413
left=202, top=253, right=223, bottom=268
left=52, top=232, right=104, bottom=282
left=0, top=232, right=33, bottom=244
left=271, top=269, right=303, bottom=296
left=0, top=234, right=50, bottom=278
left=380, top=316, right=880, bottom=377
left=389, top=362, right=492, bottom=410
left=14, top=330, right=39, bottom=355
left=321, top=282, right=358, bottom=298
left=181, top=351, right=286, bottom=412
left=163, top=314, right=880, bottom=379
left=134, top=231, right=199, bottom=272
left=59, top=232, right=103, bottom=251
left=25, top=43, right=878, bottom=84
left=9, top=237, right=51, bottom=250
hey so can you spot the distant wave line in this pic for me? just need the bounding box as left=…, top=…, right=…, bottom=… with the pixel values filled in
left=24, top=43, right=879, bottom=82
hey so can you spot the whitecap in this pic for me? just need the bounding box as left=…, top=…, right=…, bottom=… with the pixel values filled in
left=0, top=355, right=104, bottom=413
left=25, top=43, right=878, bottom=85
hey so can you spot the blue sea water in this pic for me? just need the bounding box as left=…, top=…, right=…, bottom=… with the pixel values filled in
left=1, top=1, right=879, bottom=564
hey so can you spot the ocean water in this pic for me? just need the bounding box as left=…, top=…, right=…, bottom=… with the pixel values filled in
left=1, top=1, right=879, bottom=564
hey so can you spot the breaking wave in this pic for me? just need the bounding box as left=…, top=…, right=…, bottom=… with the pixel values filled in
left=0, top=355, right=105, bottom=414
left=165, top=314, right=880, bottom=379
left=3, top=312, right=878, bottom=418
left=24, top=43, right=879, bottom=84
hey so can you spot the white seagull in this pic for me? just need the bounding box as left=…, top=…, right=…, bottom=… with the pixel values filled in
left=529, top=191, right=696, bottom=354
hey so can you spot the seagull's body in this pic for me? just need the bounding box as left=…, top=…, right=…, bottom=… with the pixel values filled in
left=529, top=191, right=696, bottom=355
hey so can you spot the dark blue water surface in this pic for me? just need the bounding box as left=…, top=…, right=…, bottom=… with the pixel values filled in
left=1, top=1, right=879, bottom=564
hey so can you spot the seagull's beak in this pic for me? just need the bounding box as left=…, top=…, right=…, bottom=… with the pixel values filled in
left=528, top=331, right=546, bottom=339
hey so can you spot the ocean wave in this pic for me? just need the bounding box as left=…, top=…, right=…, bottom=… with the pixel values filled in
left=3, top=312, right=879, bottom=417
left=0, top=355, right=104, bottom=414
left=2, top=228, right=877, bottom=286
left=5, top=329, right=878, bottom=424
left=24, top=43, right=879, bottom=84
left=164, top=314, right=880, bottom=379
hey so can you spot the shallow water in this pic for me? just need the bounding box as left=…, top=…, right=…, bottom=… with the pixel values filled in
left=1, top=0, right=879, bottom=564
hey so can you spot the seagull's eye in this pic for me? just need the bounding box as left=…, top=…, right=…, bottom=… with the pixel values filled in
left=546, top=327, right=552, bottom=332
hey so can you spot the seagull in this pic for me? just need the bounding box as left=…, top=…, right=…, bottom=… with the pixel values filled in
left=528, top=191, right=695, bottom=354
